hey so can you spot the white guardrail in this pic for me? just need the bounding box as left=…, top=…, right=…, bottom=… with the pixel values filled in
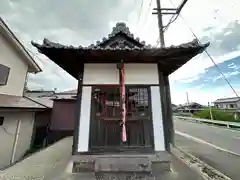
left=174, top=116, right=240, bottom=129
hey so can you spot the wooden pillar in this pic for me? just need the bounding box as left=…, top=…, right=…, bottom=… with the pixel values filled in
left=163, top=76, right=174, bottom=147
left=72, top=66, right=84, bottom=155
left=157, top=64, right=170, bottom=151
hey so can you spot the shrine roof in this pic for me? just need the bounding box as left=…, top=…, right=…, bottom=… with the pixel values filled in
left=31, top=22, right=209, bottom=79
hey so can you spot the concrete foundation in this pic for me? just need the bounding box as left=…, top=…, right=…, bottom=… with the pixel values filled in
left=72, top=151, right=170, bottom=177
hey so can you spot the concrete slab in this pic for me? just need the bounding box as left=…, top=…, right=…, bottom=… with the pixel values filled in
left=0, top=137, right=73, bottom=180
left=46, top=152, right=206, bottom=180
left=94, top=157, right=151, bottom=172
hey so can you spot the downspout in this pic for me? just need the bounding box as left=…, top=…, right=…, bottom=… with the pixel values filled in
left=10, top=119, right=21, bottom=164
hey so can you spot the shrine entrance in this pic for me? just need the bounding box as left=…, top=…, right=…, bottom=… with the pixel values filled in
left=89, top=86, right=154, bottom=153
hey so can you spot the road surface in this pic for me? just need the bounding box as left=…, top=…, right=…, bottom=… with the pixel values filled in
left=174, top=118, right=240, bottom=180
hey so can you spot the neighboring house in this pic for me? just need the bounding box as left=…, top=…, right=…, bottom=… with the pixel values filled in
left=0, top=17, right=41, bottom=96
left=172, top=104, right=178, bottom=112
left=213, top=97, right=240, bottom=109
left=26, top=89, right=77, bottom=145
left=177, top=102, right=203, bottom=113
left=178, top=102, right=203, bottom=110
left=0, top=17, right=50, bottom=169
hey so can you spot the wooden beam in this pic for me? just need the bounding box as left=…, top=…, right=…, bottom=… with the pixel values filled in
left=72, top=65, right=84, bottom=155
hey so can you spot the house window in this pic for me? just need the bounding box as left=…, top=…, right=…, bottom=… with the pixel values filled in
left=230, top=104, right=237, bottom=108
left=0, top=117, right=4, bottom=126
left=0, top=64, right=10, bottom=85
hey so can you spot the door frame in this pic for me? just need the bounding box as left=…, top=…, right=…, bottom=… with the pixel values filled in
left=88, top=85, right=155, bottom=153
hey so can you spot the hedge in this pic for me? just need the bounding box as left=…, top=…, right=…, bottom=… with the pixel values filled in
left=195, top=109, right=240, bottom=122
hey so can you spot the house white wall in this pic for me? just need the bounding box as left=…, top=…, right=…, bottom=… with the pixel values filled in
left=78, top=63, right=165, bottom=152
left=0, top=110, right=35, bottom=169
left=0, top=33, right=28, bottom=96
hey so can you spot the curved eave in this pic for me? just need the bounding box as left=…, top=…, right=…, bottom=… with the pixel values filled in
left=32, top=39, right=209, bottom=78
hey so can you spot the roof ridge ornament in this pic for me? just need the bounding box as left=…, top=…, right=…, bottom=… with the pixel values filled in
left=111, top=22, right=130, bottom=36
left=95, top=22, right=146, bottom=47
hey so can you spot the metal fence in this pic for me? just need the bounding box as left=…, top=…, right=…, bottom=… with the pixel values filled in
left=174, top=116, right=240, bottom=129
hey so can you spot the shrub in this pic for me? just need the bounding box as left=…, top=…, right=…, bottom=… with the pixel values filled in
left=196, top=109, right=240, bottom=122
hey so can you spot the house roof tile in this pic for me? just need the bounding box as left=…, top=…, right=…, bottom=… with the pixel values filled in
left=0, top=94, right=48, bottom=109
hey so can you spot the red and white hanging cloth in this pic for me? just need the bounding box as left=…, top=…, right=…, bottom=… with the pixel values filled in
left=120, top=63, right=127, bottom=142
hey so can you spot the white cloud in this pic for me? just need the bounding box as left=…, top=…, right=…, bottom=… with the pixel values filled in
left=228, top=63, right=235, bottom=67
left=174, top=75, right=201, bottom=84
left=170, top=49, right=240, bottom=82
left=212, top=75, right=222, bottom=82
left=1, top=0, right=240, bottom=104
left=212, top=71, right=240, bottom=82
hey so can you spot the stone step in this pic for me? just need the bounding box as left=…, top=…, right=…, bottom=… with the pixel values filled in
left=95, top=172, right=156, bottom=180
left=95, top=157, right=152, bottom=173
left=72, top=153, right=171, bottom=174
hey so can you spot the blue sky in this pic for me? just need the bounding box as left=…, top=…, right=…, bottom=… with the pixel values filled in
left=1, top=0, right=240, bottom=105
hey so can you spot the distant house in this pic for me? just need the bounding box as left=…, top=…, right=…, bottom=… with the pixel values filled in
left=26, top=89, right=77, bottom=144
left=172, top=104, right=178, bottom=112
left=178, top=102, right=203, bottom=109
left=0, top=17, right=51, bottom=169
left=176, top=102, right=203, bottom=114
left=213, top=97, right=240, bottom=109
left=48, top=90, right=77, bottom=144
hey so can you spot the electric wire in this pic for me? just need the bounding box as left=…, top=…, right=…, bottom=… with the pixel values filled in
left=168, top=0, right=239, bottom=97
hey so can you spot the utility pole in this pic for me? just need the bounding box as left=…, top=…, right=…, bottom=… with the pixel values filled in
left=153, top=0, right=188, bottom=150
left=155, top=0, right=165, bottom=47
left=208, top=102, right=213, bottom=120
left=186, top=92, right=191, bottom=113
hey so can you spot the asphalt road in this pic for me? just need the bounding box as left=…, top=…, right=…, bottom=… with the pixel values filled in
left=174, top=119, right=240, bottom=180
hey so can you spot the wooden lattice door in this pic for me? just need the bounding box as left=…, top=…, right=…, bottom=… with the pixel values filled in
left=89, top=86, right=154, bottom=152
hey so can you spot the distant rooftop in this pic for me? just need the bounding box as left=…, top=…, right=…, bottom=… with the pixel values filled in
left=0, top=94, right=48, bottom=109
left=214, top=97, right=240, bottom=103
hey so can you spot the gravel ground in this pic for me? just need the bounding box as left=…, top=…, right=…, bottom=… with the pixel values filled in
left=0, top=137, right=73, bottom=180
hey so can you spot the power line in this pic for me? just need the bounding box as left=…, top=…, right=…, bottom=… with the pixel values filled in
left=136, top=0, right=153, bottom=35
left=136, top=0, right=144, bottom=29
left=163, top=12, right=179, bottom=32
left=168, top=0, right=239, bottom=98
left=25, top=47, right=67, bottom=82
left=142, top=0, right=153, bottom=26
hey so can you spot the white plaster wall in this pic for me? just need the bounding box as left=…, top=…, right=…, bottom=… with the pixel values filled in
left=77, top=86, right=92, bottom=152
left=0, top=34, right=28, bottom=96
left=83, top=63, right=119, bottom=84
left=0, top=111, right=35, bottom=169
left=124, top=63, right=158, bottom=84
left=150, top=86, right=165, bottom=151
left=83, top=63, right=159, bottom=85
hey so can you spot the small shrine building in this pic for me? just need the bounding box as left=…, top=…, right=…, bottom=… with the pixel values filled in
left=32, top=22, right=209, bottom=173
